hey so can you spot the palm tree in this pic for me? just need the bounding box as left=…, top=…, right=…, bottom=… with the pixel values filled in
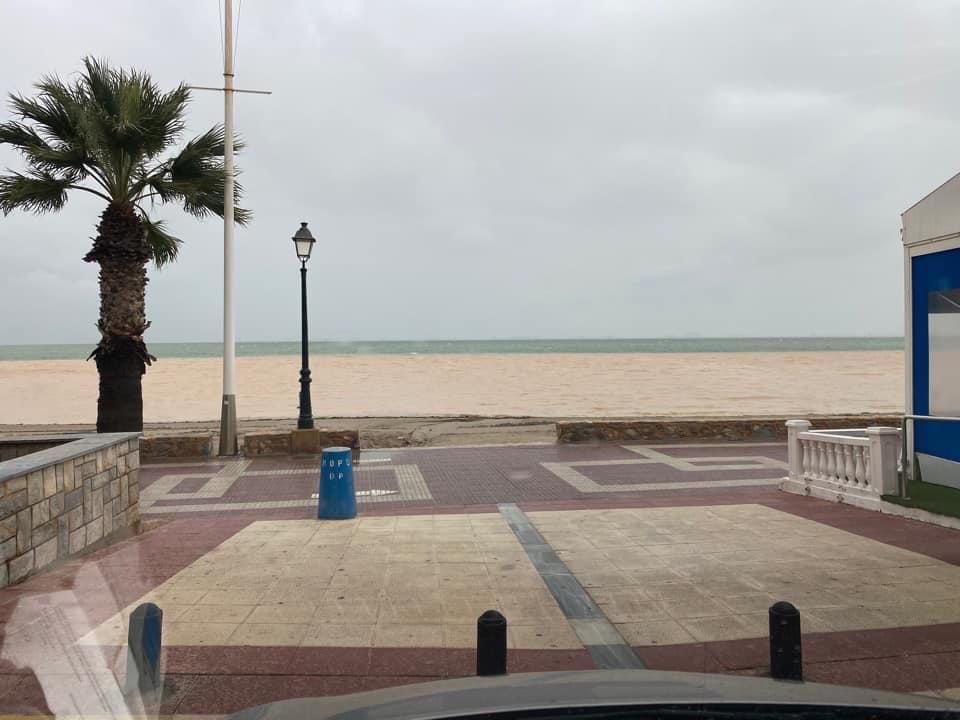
left=0, top=57, right=248, bottom=432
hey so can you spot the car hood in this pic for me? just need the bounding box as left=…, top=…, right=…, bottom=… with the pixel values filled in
left=227, top=669, right=960, bottom=720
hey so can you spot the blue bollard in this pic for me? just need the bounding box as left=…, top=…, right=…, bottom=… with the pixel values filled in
left=125, top=602, right=163, bottom=696
left=318, top=446, right=357, bottom=519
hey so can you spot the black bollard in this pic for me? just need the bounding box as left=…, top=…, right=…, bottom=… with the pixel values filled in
left=477, top=610, right=508, bottom=676
left=126, top=602, right=164, bottom=695
left=769, top=601, right=802, bottom=681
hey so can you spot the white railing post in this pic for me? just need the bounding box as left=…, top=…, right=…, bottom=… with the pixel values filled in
left=786, top=420, right=812, bottom=480
left=866, top=427, right=901, bottom=495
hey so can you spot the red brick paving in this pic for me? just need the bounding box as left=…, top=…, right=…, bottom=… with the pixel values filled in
left=582, top=462, right=782, bottom=485
left=636, top=624, right=960, bottom=693
left=141, top=442, right=790, bottom=512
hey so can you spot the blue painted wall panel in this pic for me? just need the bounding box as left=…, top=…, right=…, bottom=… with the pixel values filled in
left=912, top=246, right=960, bottom=463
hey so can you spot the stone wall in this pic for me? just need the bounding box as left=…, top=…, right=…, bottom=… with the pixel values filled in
left=556, top=416, right=903, bottom=444
left=140, top=434, right=214, bottom=461
left=0, top=432, right=141, bottom=587
left=0, top=438, right=69, bottom=462
left=245, top=428, right=359, bottom=457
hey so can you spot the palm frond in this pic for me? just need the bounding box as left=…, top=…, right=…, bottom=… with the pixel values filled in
left=135, top=124, right=250, bottom=225
left=80, top=56, right=189, bottom=163
left=9, top=78, right=82, bottom=147
left=0, top=120, right=86, bottom=180
left=139, top=212, right=182, bottom=267
left=0, top=170, right=71, bottom=215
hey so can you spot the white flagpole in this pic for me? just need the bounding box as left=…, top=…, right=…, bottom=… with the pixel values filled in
left=219, top=0, right=238, bottom=455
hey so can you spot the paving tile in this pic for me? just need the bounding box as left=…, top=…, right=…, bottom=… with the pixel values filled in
left=716, top=593, right=778, bottom=614
left=374, top=624, right=444, bottom=648
left=680, top=614, right=767, bottom=642
left=616, top=620, right=697, bottom=646
left=178, top=604, right=255, bottom=624
left=591, top=592, right=670, bottom=624
left=248, top=603, right=318, bottom=624
left=196, top=588, right=267, bottom=605
left=229, top=623, right=308, bottom=646
left=442, top=624, right=477, bottom=649
left=163, top=621, right=238, bottom=645
left=510, top=623, right=581, bottom=650
left=302, top=623, right=375, bottom=646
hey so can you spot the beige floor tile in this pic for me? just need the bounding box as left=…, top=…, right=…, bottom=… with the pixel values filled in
left=625, top=568, right=687, bottom=585
left=510, top=623, right=581, bottom=650
left=575, top=569, right=634, bottom=588
left=440, top=577, right=490, bottom=592
left=178, top=604, right=255, bottom=624
left=680, top=614, right=767, bottom=642
left=163, top=622, right=238, bottom=645
left=904, top=581, right=960, bottom=602
left=717, top=593, right=777, bottom=614
left=799, top=612, right=837, bottom=633
left=616, top=620, right=697, bottom=646
left=441, top=594, right=499, bottom=623
left=488, top=572, right=547, bottom=589
left=140, top=588, right=207, bottom=605
left=197, top=589, right=267, bottom=605
left=317, top=597, right=381, bottom=624
left=660, top=593, right=732, bottom=620
left=811, top=606, right=897, bottom=631
left=872, top=601, right=960, bottom=627
left=391, top=551, right=436, bottom=563
left=442, top=624, right=478, bottom=648
left=609, top=554, right=669, bottom=571
left=596, top=596, right=670, bottom=624
left=329, top=572, right=388, bottom=589
left=641, top=582, right=700, bottom=599
left=247, top=603, right=317, bottom=624
left=380, top=601, right=445, bottom=625
left=230, top=623, right=308, bottom=646
left=374, top=624, right=444, bottom=648
left=302, top=623, right=375, bottom=646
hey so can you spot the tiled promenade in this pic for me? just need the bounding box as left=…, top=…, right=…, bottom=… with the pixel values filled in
left=2, top=441, right=959, bottom=715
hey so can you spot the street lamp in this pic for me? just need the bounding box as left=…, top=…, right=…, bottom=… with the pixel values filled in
left=292, top=222, right=316, bottom=430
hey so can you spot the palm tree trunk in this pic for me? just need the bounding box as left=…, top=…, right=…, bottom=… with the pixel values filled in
left=84, top=202, right=153, bottom=432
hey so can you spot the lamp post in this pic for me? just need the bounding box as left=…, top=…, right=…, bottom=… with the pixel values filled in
left=293, top=222, right=316, bottom=430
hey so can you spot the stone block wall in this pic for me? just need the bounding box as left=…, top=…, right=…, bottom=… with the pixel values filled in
left=0, top=433, right=141, bottom=587
left=245, top=429, right=359, bottom=457
left=0, top=439, right=69, bottom=462
left=140, top=434, right=214, bottom=461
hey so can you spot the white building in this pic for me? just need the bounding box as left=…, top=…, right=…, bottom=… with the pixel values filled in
left=901, top=173, right=960, bottom=490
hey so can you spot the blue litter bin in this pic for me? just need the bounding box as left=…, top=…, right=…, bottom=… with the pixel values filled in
left=318, top=446, right=357, bottom=519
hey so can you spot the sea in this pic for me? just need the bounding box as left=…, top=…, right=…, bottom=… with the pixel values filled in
left=0, top=337, right=904, bottom=361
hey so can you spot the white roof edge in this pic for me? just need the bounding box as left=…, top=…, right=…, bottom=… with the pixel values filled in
left=902, top=168, right=960, bottom=217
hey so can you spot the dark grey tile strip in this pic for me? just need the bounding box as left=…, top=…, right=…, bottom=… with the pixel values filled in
left=497, top=502, right=645, bottom=669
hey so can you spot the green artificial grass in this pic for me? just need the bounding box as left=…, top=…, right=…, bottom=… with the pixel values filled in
left=883, top=479, right=960, bottom=520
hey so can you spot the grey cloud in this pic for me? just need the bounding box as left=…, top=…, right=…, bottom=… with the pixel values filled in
left=2, top=0, right=958, bottom=343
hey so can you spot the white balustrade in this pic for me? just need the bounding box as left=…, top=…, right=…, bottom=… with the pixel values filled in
left=784, top=420, right=901, bottom=510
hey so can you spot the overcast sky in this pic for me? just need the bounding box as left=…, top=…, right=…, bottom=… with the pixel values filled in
left=1, top=0, right=958, bottom=343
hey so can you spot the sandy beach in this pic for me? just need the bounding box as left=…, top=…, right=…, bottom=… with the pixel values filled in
left=0, top=351, right=904, bottom=426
